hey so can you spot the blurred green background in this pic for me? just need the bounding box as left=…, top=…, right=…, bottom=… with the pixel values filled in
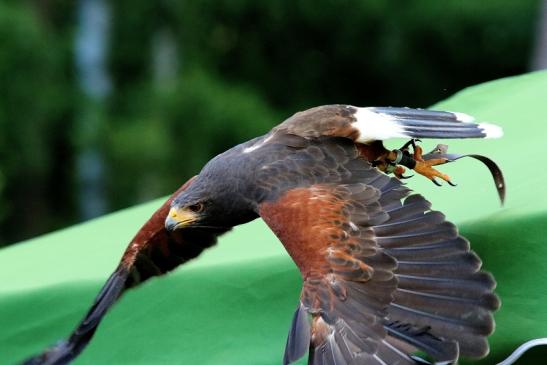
left=0, top=0, right=546, bottom=247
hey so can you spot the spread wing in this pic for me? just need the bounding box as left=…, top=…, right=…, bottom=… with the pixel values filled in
left=21, top=176, right=231, bottom=365
left=255, top=136, right=499, bottom=364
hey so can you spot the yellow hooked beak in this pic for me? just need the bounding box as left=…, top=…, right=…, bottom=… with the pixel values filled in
left=165, top=207, right=198, bottom=231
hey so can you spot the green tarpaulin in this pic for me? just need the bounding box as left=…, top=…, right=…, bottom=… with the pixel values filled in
left=2, top=71, right=547, bottom=364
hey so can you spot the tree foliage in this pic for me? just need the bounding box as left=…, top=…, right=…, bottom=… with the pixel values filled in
left=0, top=0, right=540, bottom=246
left=0, top=1, right=76, bottom=244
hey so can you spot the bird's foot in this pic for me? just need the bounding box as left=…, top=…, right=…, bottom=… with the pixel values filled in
left=372, top=143, right=416, bottom=180
left=413, top=158, right=455, bottom=186
left=400, top=138, right=422, bottom=158
left=393, top=165, right=413, bottom=180
left=382, top=140, right=456, bottom=186
left=371, top=140, right=455, bottom=186
left=405, top=142, right=454, bottom=186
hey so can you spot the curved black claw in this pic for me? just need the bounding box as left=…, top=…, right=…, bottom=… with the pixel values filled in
left=431, top=178, right=442, bottom=187
left=401, top=138, right=422, bottom=151
left=400, top=174, right=414, bottom=180
left=447, top=180, right=457, bottom=187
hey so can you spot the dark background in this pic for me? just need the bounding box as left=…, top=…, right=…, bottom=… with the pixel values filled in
left=0, top=0, right=544, bottom=246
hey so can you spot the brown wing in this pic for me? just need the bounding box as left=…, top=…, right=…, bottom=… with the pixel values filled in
left=380, top=194, right=500, bottom=359
left=21, top=176, right=232, bottom=365
left=260, top=183, right=400, bottom=365
left=256, top=136, right=499, bottom=365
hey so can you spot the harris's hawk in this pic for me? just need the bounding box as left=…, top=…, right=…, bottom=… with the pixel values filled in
left=22, top=105, right=505, bottom=365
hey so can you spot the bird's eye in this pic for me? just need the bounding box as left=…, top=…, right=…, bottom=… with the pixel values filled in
left=188, top=203, right=204, bottom=213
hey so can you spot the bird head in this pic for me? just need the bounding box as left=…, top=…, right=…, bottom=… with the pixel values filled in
left=165, top=185, right=259, bottom=233
left=164, top=174, right=233, bottom=232
left=165, top=198, right=208, bottom=231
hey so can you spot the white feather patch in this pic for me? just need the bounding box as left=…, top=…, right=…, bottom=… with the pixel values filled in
left=479, top=122, right=504, bottom=138
left=452, top=111, right=475, bottom=123
left=352, top=107, right=407, bottom=143
left=243, top=134, right=274, bottom=153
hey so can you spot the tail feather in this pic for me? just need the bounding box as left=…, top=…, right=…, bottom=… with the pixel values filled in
left=351, top=106, right=503, bottom=142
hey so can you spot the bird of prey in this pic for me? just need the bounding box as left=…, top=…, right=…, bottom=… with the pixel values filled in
left=22, top=105, right=504, bottom=365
